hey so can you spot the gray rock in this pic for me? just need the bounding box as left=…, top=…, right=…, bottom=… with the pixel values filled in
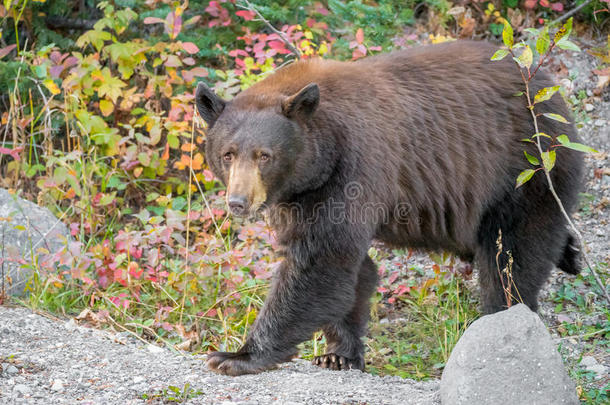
left=13, top=384, right=32, bottom=396
left=0, top=188, right=70, bottom=296
left=584, top=103, right=594, bottom=112
left=440, top=304, right=578, bottom=405
left=579, top=355, right=598, bottom=368
left=6, top=364, right=19, bottom=375
left=50, top=379, right=64, bottom=391
left=587, top=364, right=607, bottom=377
left=579, top=356, right=607, bottom=377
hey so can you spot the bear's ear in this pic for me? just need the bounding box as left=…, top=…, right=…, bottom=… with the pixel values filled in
left=196, top=82, right=226, bottom=127
left=281, top=83, right=319, bottom=119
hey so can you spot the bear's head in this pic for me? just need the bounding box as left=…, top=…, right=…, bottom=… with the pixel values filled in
left=195, top=81, right=320, bottom=217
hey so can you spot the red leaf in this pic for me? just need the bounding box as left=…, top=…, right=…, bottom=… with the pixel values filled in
left=315, top=5, right=329, bottom=16
left=524, top=0, right=537, bottom=8
left=182, top=57, right=196, bottom=66
left=393, top=284, right=410, bottom=296
left=268, top=40, right=286, bottom=50
left=182, top=42, right=199, bottom=54
left=143, top=17, right=165, bottom=24
left=49, top=65, right=64, bottom=79
left=355, top=28, right=364, bottom=45
left=0, top=44, right=17, bottom=59
left=0, top=146, right=23, bottom=161
left=352, top=48, right=366, bottom=60
left=189, top=67, right=208, bottom=77
left=182, top=67, right=208, bottom=82
left=236, top=10, right=256, bottom=20
left=550, top=2, right=564, bottom=11
left=388, top=271, right=399, bottom=284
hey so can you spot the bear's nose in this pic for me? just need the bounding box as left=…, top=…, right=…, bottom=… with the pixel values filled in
left=228, top=196, right=248, bottom=216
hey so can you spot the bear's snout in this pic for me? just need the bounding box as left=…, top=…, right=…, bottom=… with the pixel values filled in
left=226, top=162, right=268, bottom=217
left=228, top=195, right=248, bottom=216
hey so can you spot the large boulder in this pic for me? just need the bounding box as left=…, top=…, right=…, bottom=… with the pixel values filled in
left=0, top=189, right=70, bottom=296
left=440, top=304, right=578, bottom=405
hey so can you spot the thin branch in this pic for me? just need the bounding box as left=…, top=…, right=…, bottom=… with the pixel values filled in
left=550, top=0, right=594, bottom=26
left=237, top=0, right=301, bottom=59
left=45, top=16, right=96, bottom=30
left=511, top=47, right=610, bottom=306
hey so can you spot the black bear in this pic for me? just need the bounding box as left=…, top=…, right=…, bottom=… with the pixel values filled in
left=195, top=40, right=584, bottom=376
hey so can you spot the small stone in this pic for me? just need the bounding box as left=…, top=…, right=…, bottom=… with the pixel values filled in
left=133, top=376, right=145, bottom=384
left=588, top=364, right=607, bottom=376
left=594, top=119, right=606, bottom=127
left=14, top=384, right=32, bottom=396
left=584, top=103, right=594, bottom=112
left=147, top=344, right=163, bottom=354
left=6, top=364, right=19, bottom=375
left=579, top=356, right=598, bottom=368
left=51, top=379, right=64, bottom=391
left=64, top=319, right=77, bottom=330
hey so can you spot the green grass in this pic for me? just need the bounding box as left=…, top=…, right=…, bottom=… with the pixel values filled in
left=365, top=268, right=479, bottom=379
left=140, top=383, right=203, bottom=403
left=551, top=263, right=610, bottom=404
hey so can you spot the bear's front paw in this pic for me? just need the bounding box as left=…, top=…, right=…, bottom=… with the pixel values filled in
left=312, top=353, right=364, bottom=371
left=206, top=351, right=275, bottom=376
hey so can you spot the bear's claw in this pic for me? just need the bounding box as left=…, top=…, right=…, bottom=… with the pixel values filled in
left=206, top=351, right=275, bottom=376
left=312, top=353, right=364, bottom=371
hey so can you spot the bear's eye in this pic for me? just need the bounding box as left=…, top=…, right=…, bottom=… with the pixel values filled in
left=223, top=152, right=234, bottom=162
left=259, top=153, right=270, bottom=162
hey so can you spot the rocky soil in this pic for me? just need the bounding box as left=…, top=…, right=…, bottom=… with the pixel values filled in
left=0, top=306, right=439, bottom=404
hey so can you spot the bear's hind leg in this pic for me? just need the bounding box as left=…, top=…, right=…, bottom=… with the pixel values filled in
left=313, top=255, right=378, bottom=370
left=476, top=206, right=563, bottom=314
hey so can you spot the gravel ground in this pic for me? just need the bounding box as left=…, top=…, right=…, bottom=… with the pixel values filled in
left=0, top=39, right=608, bottom=405
left=0, top=307, right=439, bottom=404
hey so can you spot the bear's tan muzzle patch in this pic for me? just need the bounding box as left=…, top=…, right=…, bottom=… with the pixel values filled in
left=226, top=162, right=267, bottom=215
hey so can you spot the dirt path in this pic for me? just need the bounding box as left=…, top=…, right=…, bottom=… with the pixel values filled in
left=0, top=307, right=439, bottom=404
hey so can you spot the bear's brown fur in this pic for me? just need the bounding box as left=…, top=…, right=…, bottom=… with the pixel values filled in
left=195, top=40, right=584, bottom=376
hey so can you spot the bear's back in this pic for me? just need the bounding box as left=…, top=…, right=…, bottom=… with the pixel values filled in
left=230, top=42, right=581, bottom=252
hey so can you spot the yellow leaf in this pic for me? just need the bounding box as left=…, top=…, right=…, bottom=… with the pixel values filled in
left=304, top=31, right=313, bottom=40
left=99, top=99, right=114, bottom=117
left=43, top=79, right=60, bottom=95
left=133, top=167, right=143, bottom=178
left=429, top=34, right=455, bottom=44
left=318, top=43, right=328, bottom=56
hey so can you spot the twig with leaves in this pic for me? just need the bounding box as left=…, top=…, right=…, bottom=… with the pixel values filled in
left=237, top=0, right=301, bottom=59
left=491, top=18, right=610, bottom=306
